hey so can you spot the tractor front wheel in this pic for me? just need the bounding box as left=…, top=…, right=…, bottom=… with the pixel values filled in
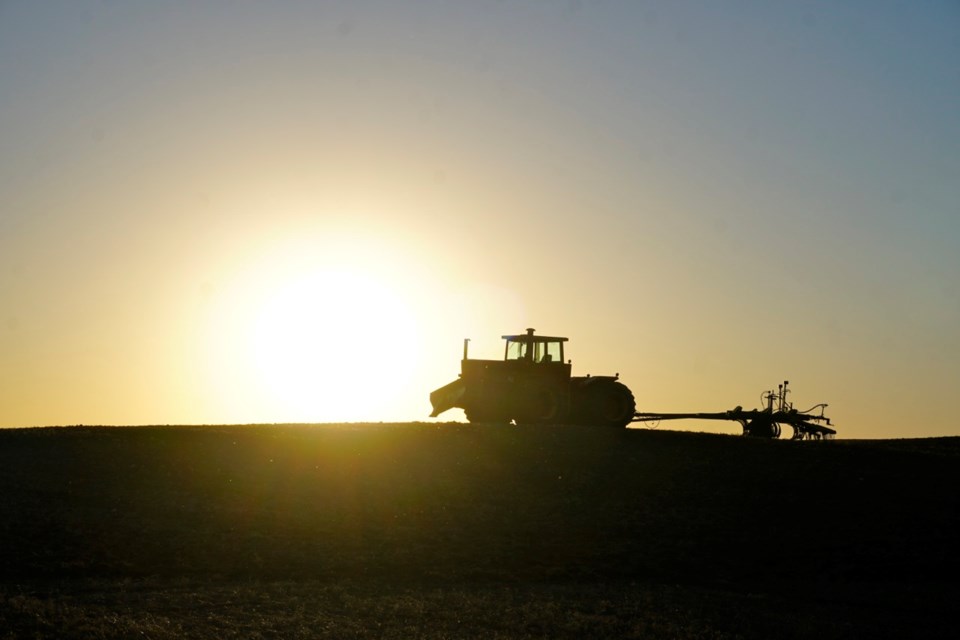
left=515, top=385, right=567, bottom=425
left=464, top=406, right=511, bottom=424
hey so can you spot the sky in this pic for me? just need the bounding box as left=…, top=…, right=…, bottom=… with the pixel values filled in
left=1, top=1, right=957, bottom=438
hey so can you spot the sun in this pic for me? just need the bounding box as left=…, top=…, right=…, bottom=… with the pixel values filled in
left=248, top=267, right=419, bottom=422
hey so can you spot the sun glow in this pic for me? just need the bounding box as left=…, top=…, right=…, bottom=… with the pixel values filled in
left=248, top=267, right=420, bottom=421
left=194, top=226, right=434, bottom=424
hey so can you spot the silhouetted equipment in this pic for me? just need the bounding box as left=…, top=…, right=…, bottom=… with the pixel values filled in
left=633, top=380, right=836, bottom=440
left=429, top=330, right=836, bottom=438
left=430, top=328, right=636, bottom=428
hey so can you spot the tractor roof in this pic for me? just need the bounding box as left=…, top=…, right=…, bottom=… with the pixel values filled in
left=501, top=328, right=568, bottom=343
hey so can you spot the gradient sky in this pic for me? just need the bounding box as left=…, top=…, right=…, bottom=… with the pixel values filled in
left=1, top=1, right=957, bottom=438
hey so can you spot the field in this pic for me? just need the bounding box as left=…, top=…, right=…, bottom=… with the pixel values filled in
left=1, top=423, right=957, bottom=638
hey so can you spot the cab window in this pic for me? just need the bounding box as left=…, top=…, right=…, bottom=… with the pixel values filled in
left=506, top=340, right=528, bottom=361
left=536, top=341, right=563, bottom=364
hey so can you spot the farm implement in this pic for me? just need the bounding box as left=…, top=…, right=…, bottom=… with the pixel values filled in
left=632, top=380, right=835, bottom=440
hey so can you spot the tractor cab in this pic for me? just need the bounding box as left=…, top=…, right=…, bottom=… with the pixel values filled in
left=503, top=328, right=567, bottom=365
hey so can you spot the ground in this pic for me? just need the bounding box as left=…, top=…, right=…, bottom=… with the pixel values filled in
left=1, top=424, right=957, bottom=638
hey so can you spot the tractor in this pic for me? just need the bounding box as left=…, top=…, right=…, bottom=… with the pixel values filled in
left=429, top=328, right=636, bottom=427
left=429, top=328, right=836, bottom=438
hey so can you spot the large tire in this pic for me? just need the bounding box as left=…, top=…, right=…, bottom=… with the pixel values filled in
left=572, top=380, right=636, bottom=428
left=515, top=385, right=566, bottom=425
left=464, top=406, right=511, bottom=424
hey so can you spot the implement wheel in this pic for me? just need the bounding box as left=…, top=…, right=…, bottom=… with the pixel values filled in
left=743, top=416, right=781, bottom=438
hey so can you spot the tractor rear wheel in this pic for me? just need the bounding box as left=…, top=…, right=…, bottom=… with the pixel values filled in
left=572, top=380, right=636, bottom=428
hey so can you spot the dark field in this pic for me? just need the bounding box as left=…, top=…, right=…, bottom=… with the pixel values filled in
left=1, top=424, right=957, bottom=638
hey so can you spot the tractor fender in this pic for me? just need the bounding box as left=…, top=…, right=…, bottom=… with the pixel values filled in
left=570, top=375, right=619, bottom=390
